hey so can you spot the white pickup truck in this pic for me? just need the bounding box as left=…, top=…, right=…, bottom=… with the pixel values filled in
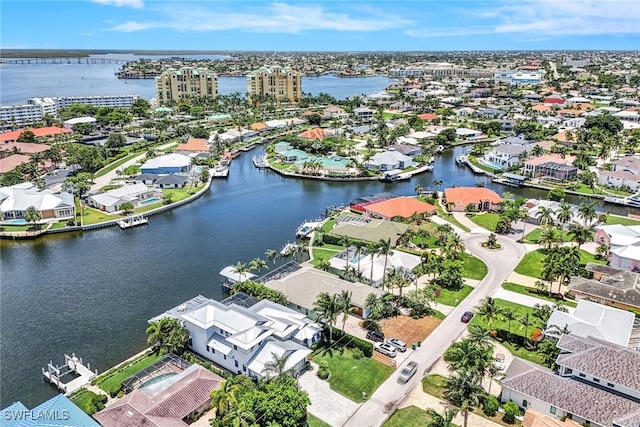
left=398, top=361, right=419, bottom=383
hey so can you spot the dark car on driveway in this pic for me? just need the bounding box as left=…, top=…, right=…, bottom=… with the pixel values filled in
left=366, top=330, right=384, bottom=342
left=461, top=311, right=474, bottom=323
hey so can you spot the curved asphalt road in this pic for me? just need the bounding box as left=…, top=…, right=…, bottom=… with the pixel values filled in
left=343, top=233, right=526, bottom=427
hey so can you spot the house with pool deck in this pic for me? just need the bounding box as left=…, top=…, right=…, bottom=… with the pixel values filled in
left=0, top=182, right=75, bottom=223
left=149, top=293, right=322, bottom=379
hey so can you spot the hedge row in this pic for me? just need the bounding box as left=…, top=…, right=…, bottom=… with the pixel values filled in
left=324, top=325, right=373, bottom=357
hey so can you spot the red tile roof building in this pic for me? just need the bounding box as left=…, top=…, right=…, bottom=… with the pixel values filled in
left=0, top=154, right=53, bottom=174
left=0, top=127, right=71, bottom=142
left=297, top=127, right=332, bottom=140
left=0, top=142, right=51, bottom=156
left=418, top=113, right=438, bottom=121
left=364, top=196, right=437, bottom=220
left=444, top=187, right=502, bottom=212
left=176, top=138, right=209, bottom=152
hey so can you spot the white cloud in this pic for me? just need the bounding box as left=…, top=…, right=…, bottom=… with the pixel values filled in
left=407, top=0, right=640, bottom=38
left=93, top=0, right=144, bottom=9
left=107, top=2, right=411, bottom=33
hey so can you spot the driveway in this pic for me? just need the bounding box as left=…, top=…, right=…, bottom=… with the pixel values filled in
left=298, top=362, right=360, bottom=426
left=343, top=233, right=526, bottom=427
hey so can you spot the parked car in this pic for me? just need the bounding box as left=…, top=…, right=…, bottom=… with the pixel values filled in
left=398, top=361, right=419, bottom=383
left=375, top=342, right=397, bottom=358
left=366, top=330, right=384, bottom=342
left=494, top=353, right=506, bottom=370
left=386, top=338, right=407, bottom=352
left=461, top=311, right=474, bottom=323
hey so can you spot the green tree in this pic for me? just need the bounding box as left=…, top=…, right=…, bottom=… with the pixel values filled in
left=377, top=238, right=393, bottom=283
left=445, top=371, right=486, bottom=427
left=577, top=201, right=598, bottom=226
left=145, top=317, right=190, bottom=355
left=337, top=290, right=356, bottom=331
left=535, top=206, right=555, bottom=227
left=0, top=169, right=25, bottom=186
left=568, top=223, right=595, bottom=251
left=210, top=379, right=240, bottom=419
left=24, top=205, right=42, bottom=229
left=17, top=130, right=36, bottom=143
left=120, top=202, right=134, bottom=216
left=476, top=297, right=503, bottom=331
left=105, top=132, right=126, bottom=153
left=62, top=172, right=93, bottom=198
left=313, top=292, right=340, bottom=342
left=547, top=187, right=565, bottom=202
left=130, top=98, right=151, bottom=117
left=426, top=408, right=459, bottom=427
left=261, top=352, right=295, bottom=383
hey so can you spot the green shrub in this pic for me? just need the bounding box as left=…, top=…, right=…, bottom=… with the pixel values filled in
left=325, top=326, right=373, bottom=357
left=502, top=401, right=520, bottom=423
left=483, top=395, right=499, bottom=416
left=317, top=361, right=330, bottom=379
left=352, top=347, right=364, bottom=359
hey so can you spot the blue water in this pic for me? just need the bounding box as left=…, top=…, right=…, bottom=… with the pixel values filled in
left=483, top=161, right=504, bottom=170
left=139, top=197, right=161, bottom=206
left=3, top=219, right=27, bottom=225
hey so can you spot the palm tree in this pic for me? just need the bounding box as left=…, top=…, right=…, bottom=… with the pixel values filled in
left=519, top=312, right=532, bottom=340
left=556, top=202, right=572, bottom=234
left=476, top=297, right=503, bottom=331
left=313, top=292, right=340, bottom=343
left=535, top=206, right=555, bottom=227
left=337, top=290, right=356, bottom=331
left=221, top=406, right=256, bottom=427
left=444, top=338, right=491, bottom=379
left=250, top=257, right=268, bottom=274
left=210, top=380, right=239, bottom=418
left=538, top=226, right=562, bottom=250
left=577, top=201, right=597, bottom=226
left=426, top=408, right=459, bottom=427
left=366, top=242, right=377, bottom=284
left=24, top=205, right=42, bottom=229
left=364, top=293, right=385, bottom=320
left=316, top=257, right=331, bottom=271
left=502, top=308, right=518, bottom=340
left=377, top=238, right=393, bottom=282
left=485, top=364, right=504, bottom=395
left=265, top=249, right=279, bottom=265
left=445, top=371, right=486, bottom=427
left=230, top=261, right=251, bottom=282
left=443, top=233, right=465, bottom=259
left=261, top=352, right=294, bottom=382
left=466, top=325, right=493, bottom=351
left=568, top=223, right=595, bottom=251
left=414, top=184, right=423, bottom=195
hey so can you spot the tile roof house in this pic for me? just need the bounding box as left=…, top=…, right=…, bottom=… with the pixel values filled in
left=1, top=394, right=100, bottom=426
left=176, top=137, right=210, bottom=153
left=0, top=126, right=72, bottom=142
left=297, top=127, right=332, bottom=140
left=0, top=153, right=53, bottom=174
left=0, top=182, right=75, bottom=222
left=93, top=363, right=223, bottom=427
left=522, top=409, right=582, bottom=427
left=150, top=294, right=322, bottom=380
left=443, top=187, right=501, bottom=212
left=364, top=150, right=413, bottom=171
left=0, top=141, right=51, bottom=156
left=501, top=335, right=640, bottom=427
left=364, top=196, right=436, bottom=220
left=568, top=263, right=640, bottom=312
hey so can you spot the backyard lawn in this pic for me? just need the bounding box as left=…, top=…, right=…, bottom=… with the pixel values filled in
left=69, top=389, right=105, bottom=415
left=522, top=228, right=572, bottom=244
left=501, top=282, right=577, bottom=307
left=435, top=204, right=471, bottom=232
left=436, top=285, right=473, bottom=306
left=421, top=374, right=448, bottom=400
left=468, top=298, right=545, bottom=341
left=460, top=252, right=488, bottom=280
left=606, top=215, right=640, bottom=226
left=383, top=406, right=434, bottom=427
left=514, top=248, right=606, bottom=279
left=308, top=413, right=332, bottom=427
left=81, top=207, right=116, bottom=225
left=469, top=213, right=500, bottom=232
left=311, top=248, right=342, bottom=267
left=95, top=353, right=162, bottom=396
left=313, top=348, right=393, bottom=402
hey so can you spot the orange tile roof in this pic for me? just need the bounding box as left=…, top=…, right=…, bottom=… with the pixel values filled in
left=0, top=127, right=71, bottom=142
left=444, top=187, right=501, bottom=206
left=531, top=104, right=551, bottom=112
left=298, top=127, right=331, bottom=140
left=525, top=153, right=574, bottom=166
left=365, top=196, right=437, bottom=219
left=557, top=109, right=584, bottom=116
left=176, top=138, right=209, bottom=152
left=0, top=142, right=51, bottom=154
left=523, top=409, right=582, bottom=427
left=0, top=154, right=31, bottom=173
left=250, top=122, right=268, bottom=131
left=552, top=131, right=577, bottom=142
left=418, top=113, right=438, bottom=120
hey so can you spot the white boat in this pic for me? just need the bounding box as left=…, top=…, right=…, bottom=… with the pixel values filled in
left=436, top=145, right=445, bottom=153
left=252, top=155, right=268, bottom=168
left=118, top=214, right=148, bottom=229
left=280, top=242, right=296, bottom=256
left=455, top=155, right=467, bottom=165
left=212, top=165, right=229, bottom=178
left=604, top=194, right=640, bottom=208
left=295, top=220, right=322, bottom=238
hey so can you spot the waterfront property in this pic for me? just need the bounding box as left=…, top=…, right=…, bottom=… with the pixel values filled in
left=155, top=66, right=218, bottom=105
left=264, top=264, right=384, bottom=318
left=93, top=361, right=223, bottom=427
left=330, top=215, right=410, bottom=244
left=568, top=263, right=640, bottom=312
left=363, top=196, right=436, bottom=220
left=149, top=293, right=322, bottom=380
left=139, top=153, right=192, bottom=175
left=0, top=182, right=75, bottom=223
left=443, top=187, right=501, bottom=212
left=134, top=173, right=189, bottom=189
left=87, top=183, right=162, bottom=213
left=175, top=137, right=210, bottom=153
left=364, top=150, right=413, bottom=171
left=246, top=65, right=302, bottom=102
left=0, top=394, right=100, bottom=426
left=501, top=335, right=640, bottom=427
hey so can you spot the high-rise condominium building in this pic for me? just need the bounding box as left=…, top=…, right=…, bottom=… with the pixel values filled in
left=155, top=67, right=218, bottom=104
left=246, top=66, right=301, bottom=102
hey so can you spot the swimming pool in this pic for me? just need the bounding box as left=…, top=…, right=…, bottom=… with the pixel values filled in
left=138, top=197, right=161, bottom=206
left=482, top=161, right=504, bottom=170
left=3, top=219, right=27, bottom=225
left=140, top=372, right=176, bottom=388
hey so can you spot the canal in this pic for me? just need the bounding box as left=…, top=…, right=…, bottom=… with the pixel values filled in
left=0, top=144, right=633, bottom=407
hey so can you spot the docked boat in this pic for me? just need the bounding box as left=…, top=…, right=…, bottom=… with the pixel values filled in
left=252, top=155, right=268, bottom=168
left=118, top=214, right=148, bottom=229
left=455, top=155, right=467, bottom=165
left=436, top=145, right=445, bottom=154
left=295, top=220, right=323, bottom=238
left=280, top=242, right=297, bottom=256
left=212, top=165, right=229, bottom=178
left=604, top=194, right=640, bottom=208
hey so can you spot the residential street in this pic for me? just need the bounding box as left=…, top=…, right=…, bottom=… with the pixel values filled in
left=343, top=233, right=526, bottom=427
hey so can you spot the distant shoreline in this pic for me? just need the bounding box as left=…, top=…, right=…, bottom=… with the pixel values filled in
left=0, top=49, right=239, bottom=58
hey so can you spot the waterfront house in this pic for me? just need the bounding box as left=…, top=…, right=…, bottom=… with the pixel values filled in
left=523, top=154, right=575, bottom=178
left=140, top=153, right=191, bottom=175
left=150, top=294, right=322, bottom=379
left=219, top=265, right=256, bottom=290
left=1, top=394, right=100, bottom=426
left=280, top=149, right=308, bottom=163
left=0, top=182, right=75, bottom=223
left=455, top=127, right=484, bottom=141
left=364, top=150, right=413, bottom=171
left=176, top=137, right=210, bottom=153
left=501, top=335, right=640, bottom=427
left=154, top=174, right=189, bottom=189
left=94, top=361, right=223, bottom=427
left=364, top=196, right=436, bottom=220
left=544, top=300, right=636, bottom=347
left=353, top=107, right=375, bottom=122
left=535, top=162, right=578, bottom=182
left=87, top=183, right=161, bottom=213
left=600, top=156, right=640, bottom=192
left=568, top=263, right=640, bottom=312
left=443, top=187, right=501, bottom=212
left=483, top=143, right=530, bottom=169
left=298, top=127, right=332, bottom=140
left=388, top=144, right=422, bottom=157
left=264, top=265, right=384, bottom=318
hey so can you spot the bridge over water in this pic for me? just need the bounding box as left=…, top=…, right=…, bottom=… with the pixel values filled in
left=1, top=57, right=130, bottom=65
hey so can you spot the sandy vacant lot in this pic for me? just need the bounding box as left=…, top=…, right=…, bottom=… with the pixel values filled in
left=372, top=315, right=442, bottom=365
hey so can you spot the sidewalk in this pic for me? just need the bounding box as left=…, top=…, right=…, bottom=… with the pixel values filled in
left=492, top=287, right=563, bottom=309
left=452, top=212, right=489, bottom=234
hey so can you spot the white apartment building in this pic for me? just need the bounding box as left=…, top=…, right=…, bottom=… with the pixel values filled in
left=150, top=294, right=322, bottom=379
left=246, top=66, right=301, bottom=102
left=494, top=70, right=545, bottom=85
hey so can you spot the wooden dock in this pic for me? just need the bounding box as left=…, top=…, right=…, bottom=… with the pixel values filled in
left=42, top=353, right=97, bottom=394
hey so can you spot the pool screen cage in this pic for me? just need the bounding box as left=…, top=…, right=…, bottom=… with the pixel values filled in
left=121, top=353, right=191, bottom=394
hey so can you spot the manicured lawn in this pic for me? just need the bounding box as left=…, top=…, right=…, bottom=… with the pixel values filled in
left=308, top=413, right=332, bottom=427
left=94, top=150, right=143, bottom=178
left=514, top=248, right=606, bottom=279
left=421, top=374, right=448, bottom=400
left=96, top=353, right=162, bottom=395
left=468, top=298, right=545, bottom=340
left=49, top=221, right=69, bottom=230
left=321, top=219, right=336, bottom=233
left=1, top=224, right=32, bottom=231
left=435, top=204, right=471, bottom=232
left=460, top=252, right=488, bottom=280
left=468, top=155, right=497, bottom=173
left=606, top=215, right=640, bottom=226
left=311, top=248, right=342, bottom=267
left=436, top=285, right=473, bottom=306
left=80, top=207, right=116, bottom=225
left=503, top=341, right=544, bottom=366
left=383, top=406, right=433, bottom=427
left=522, top=228, right=572, bottom=244
left=162, top=183, right=205, bottom=203
left=69, top=389, right=105, bottom=415
left=501, top=282, right=577, bottom=307
left=410, top=233, right=440, bottom=248
left=313, top=348, right=393, bottom=402
left=469, top=213, right=500, bottom=232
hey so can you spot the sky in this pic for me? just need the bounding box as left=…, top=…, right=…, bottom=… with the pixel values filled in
left=2, top=0, right=639, bottom=51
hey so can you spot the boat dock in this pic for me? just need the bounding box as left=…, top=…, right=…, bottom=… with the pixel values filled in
left=42, top=353, right=97, bottom=394
left=295, top=219, right=324, bottom=238
left=252, top=155, right=268, bottom=168
left=118, top=214, right=148, bottom=229
left=212, top=166, right=229, bottom=178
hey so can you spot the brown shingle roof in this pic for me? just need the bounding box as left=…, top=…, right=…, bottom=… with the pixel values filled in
left=0, top=142, right=51, bottom=154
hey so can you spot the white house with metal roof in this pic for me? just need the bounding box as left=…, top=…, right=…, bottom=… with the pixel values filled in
left=0, top=182, right=75, bottom=223
left=87, top=183, right=161, bottom=213
left=140, top=153, right=192, bottom=175
left=150, top=294, right=321, bottom=380
left=364, top=150, right=413, bottom=171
